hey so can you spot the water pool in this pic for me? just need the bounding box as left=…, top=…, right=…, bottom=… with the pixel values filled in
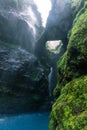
left=0, top=112, right=50, bottom=130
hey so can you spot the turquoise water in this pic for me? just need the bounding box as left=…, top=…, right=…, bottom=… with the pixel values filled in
left=0, top=112, right=49, bottom=130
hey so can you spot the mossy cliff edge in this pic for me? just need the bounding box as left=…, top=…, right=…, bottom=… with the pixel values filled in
left=49, top=0, right=87, bottom=129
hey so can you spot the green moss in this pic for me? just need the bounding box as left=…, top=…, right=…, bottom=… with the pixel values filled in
left=71, top=0, right=85, bottom=16
left=74, top=1, right=87, bottom=18
left=49, top=1, right=87, bottom=129
left=57, top=52, right=69, bottom=86
left=57, top=52, right=67, bottom=69
left=49, top=76, right=87, bottom=130
left=57, top=2, right=87, bottom=86
left=67, top=4, right=87, bottom=73
left=68, top=10, right=87, bottom=48
left=53, top=84, right=62, bottom=98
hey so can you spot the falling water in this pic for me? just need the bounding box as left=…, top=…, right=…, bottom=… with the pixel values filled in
left=0, top=1, right=51, bottom=129
left=0, top=0, right=43, bottom=52
left=48, top=67, right=53, bottom=96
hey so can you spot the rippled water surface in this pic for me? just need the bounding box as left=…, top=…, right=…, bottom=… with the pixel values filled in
left=0, top=112, right=50, bottom=130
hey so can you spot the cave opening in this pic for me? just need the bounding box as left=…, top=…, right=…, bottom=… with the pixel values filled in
left=46, top=40, right=63, bottom=54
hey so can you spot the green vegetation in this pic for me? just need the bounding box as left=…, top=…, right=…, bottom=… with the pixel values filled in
left=49, top=0, right=87, bottom=129
left=49, top=76, right=87, bottom=130
left=71, top=0, right=82, bottom=15
left=57, top=1, right=87, bottom=86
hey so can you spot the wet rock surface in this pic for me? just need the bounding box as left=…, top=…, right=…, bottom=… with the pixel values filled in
left=0, top=43, right=49, bottom=114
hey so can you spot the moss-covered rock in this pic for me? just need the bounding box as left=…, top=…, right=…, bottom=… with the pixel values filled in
left=49, top=1, right=87, bottom=130
left=49, top=76, right=87, bottom=130
left=57, top=1, right=87, bottom=86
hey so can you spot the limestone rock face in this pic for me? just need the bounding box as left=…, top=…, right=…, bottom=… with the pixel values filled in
left=0, top=41, right=49, bottom=113
left=0, top=0, right=49, bottom=114
left=0, top=0, right=43, bottom=52
left=46, top=0, right=72, bottom=41
left=35, top=0, right=73, bottom=67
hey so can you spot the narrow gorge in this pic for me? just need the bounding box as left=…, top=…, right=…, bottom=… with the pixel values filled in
left=0, top=0, right=87, bottom=130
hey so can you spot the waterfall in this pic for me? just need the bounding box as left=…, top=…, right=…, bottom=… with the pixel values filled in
left=48, top=65, right=57, bottom=98
left=48, top=67, right=53, bottom=96
left=0, top=0, right=43, bottom=52
left=0, top=0, right=52, bottom=113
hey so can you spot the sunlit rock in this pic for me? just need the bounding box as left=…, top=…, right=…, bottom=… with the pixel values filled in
left=0, top=0, right=43, bottom=52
